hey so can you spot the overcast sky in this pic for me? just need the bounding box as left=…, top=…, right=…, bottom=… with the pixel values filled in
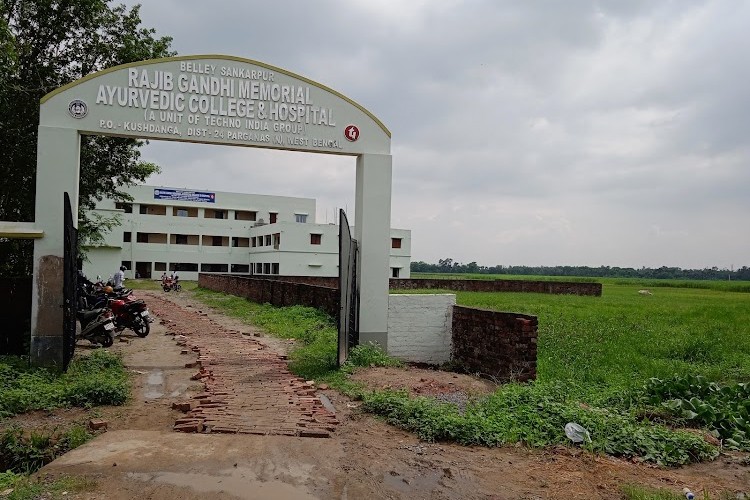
left=122, top=0, right=749, bottom=269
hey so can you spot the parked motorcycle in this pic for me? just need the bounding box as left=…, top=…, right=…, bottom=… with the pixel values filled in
left=78, top=284, right=152, bottom=337
left=109, top=295, right=151, bottom=337
left=77, top=307, right=115, bottom=347
left=161, top=277, right=181, bottom=292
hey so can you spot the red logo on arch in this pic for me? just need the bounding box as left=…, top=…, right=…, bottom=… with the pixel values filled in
left=344, top=125, right=360, bottom=142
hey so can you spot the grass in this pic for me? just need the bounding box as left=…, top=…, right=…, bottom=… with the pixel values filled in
left=126, top=278, right=198, bottom=292
left=0, top=350, right=128, bottom=477
left=188, top=283, right=750, bottom=466
left=445, top=284, right=750, bottom=389
left=0, top=350, right=130, bottom=417
left=0, top=471, right=96, bottom=500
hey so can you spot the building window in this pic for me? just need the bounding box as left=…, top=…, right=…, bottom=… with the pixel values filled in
left=139, top=204, right=167, bottom=216
left=123, top=232, right=132, bottom=242
left=169, top=262, right=199, bottom=272
left=212, top=236, right=224, bottom=246
left=154, top=262, right=166, bottom=272
left=115, top=202, right=132, bottom=213
left=214, top=210, right=225, bottom=219
left=235, top=210, right=257, bottom=221
left=265, top=235, right=272, bottom=246
left=121, top=261, right=132, bottom=270
left=175, top=234, right=188, bottom=245
left=271, top=263, right=279, bottom=275
left=263, top=263, right=271, bottom=274
left=269, top=212, right=277, bottom=223
left=273, top=233, right=280, bottom=248
left=392, top=238, right=402, bottom=249
left=201, top=263, right=229, bottom=272
left=176, top=209, right=188, bottom=217
left=391, top=267, right=400, bottom=278
left=310, top=234, right=321, bottom=245
left=255, top=263, right=263, bottom=274
left=295, top=214, right=307, bottom=223
left=251, top=237, right=257, bottom=247
left=136, top=232, right=149, bottom=243
left=231, top=264, right=250, bottom=273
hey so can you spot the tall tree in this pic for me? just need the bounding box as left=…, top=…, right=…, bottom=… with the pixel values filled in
left=0, top=1, right=174, bottom=276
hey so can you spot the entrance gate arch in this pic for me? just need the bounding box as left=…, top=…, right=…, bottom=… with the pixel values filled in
left=32, top=55, right=392, bottom=367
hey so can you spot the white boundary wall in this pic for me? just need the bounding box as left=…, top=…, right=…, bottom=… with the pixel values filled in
left=387, top=294, right=455, bottom=364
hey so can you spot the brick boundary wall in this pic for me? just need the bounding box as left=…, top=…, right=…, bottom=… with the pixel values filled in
left=198, top=274, right=339, bottom=318
left=391, top=278, right=601, bottom=296
left=222, top=275, right=601, bottom=296
left=451, top=306, right=538, bottom=382
left=199, top=274, right=539, bottom=381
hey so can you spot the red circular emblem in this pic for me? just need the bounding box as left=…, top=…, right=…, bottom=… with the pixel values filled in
left=344, top=125, right=360, bottom=142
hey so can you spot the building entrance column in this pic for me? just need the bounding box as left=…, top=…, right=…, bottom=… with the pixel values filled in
left=355, top=153, right=392, bottom=350
left=31, top=126, right=81, bottom=367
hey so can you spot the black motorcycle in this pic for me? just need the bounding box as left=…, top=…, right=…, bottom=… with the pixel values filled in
left=76, top=307, right=116, bottom=347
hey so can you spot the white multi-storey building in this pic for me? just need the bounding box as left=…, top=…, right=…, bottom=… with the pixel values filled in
left=83, top=185, right=411, bottom=282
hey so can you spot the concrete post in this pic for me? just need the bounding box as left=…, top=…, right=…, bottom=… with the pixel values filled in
left=354, top=153, right=392, bottom=351
left=31, top=126, right=81, bottom=368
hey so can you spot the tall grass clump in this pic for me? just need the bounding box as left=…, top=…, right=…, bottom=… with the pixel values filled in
left=0, top=350, right=129, bottom=417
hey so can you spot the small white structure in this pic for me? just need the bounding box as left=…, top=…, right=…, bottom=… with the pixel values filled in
left=387, top=294, right=455, bottom=364
left=83, top=184, right=411, bottom=281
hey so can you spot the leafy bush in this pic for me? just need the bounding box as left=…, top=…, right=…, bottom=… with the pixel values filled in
left=347, top=343, right=403, bottom=369
left=643, top=375, right=750, bottom=450
left=0, top=351, right=129, bottom=417
left=361, top=382, right=718, bottom=466
left=0, top=425, right=94, bottom=474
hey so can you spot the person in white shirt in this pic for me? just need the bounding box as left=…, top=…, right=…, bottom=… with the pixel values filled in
left=113, top=266, right=126, bottom=289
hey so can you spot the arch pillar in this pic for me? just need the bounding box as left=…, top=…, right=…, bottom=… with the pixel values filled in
left=31, top=126, right=81, bottom=367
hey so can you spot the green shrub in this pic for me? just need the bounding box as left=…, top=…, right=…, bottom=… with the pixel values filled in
left=0, top=350, right=129, bottom=417
left=361, top=382, right=718, bottom=466
left=347, top=343, right=403, bottom=369
left=642, top=375, right=750, bottom=450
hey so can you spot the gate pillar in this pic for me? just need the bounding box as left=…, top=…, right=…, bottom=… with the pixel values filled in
left=31, top=126, right=80, bottom=368
left=355, top=153, right=392, bottom=351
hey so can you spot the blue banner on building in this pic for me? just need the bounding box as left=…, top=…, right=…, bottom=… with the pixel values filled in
left=153, top=188, right=215, bottom=203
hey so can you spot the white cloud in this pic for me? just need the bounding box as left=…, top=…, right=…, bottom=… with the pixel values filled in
left=123, top=0, right=750, bottom=269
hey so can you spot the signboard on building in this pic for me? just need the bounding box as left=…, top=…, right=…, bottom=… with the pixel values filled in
left=154, top=188, right=215, bottom=203
left=40, top=55, right=391, bottom=156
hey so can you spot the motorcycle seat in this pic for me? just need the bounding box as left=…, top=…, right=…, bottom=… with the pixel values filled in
left=77, top=308, right=106, bottom=321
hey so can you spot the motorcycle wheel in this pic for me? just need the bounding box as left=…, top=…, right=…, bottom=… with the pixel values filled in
left=163, top=285, right=170, bottom=292
left=133, top=317, right=150, bottom=338
left=100, top=333, right=114, bottom=347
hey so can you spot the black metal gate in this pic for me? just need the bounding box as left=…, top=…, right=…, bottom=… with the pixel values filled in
left=62, top=192, right=78, bottom=370
left=337, top=209, right=358, bottom=367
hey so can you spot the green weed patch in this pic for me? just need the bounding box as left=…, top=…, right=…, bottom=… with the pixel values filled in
left=0, top=424, right=94, bottom=473
left=0, top=470, right=96, bottom=500
left=642, top=375, right=750, bottom=450
left=361, top=382, right=717, bottom=466
left=0, top=350, right=129, bottom=417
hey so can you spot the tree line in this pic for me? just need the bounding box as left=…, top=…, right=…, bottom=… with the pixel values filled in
left=411, top=259, right=750, bottom=281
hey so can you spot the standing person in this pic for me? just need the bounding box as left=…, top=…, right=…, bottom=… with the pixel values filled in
left=113, top=266, right=126, bottom=289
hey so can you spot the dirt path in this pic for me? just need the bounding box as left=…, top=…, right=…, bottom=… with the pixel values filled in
left=38, top=289, right=750, bottom=499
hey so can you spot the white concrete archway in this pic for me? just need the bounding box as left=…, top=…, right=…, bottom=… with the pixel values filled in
left=33, top=55, right=392, bottom=366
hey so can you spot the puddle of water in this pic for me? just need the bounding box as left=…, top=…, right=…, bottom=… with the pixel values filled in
left=144, top=369, right=164, bottom=400
left=147, top=370, right=164, bottom=385
left=128, top=469, right=316, bottom=499
left=382, top=469, right=442, bottom=494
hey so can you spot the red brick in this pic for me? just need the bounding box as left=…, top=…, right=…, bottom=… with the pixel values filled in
left=88, top=419, right=108, bottom=430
